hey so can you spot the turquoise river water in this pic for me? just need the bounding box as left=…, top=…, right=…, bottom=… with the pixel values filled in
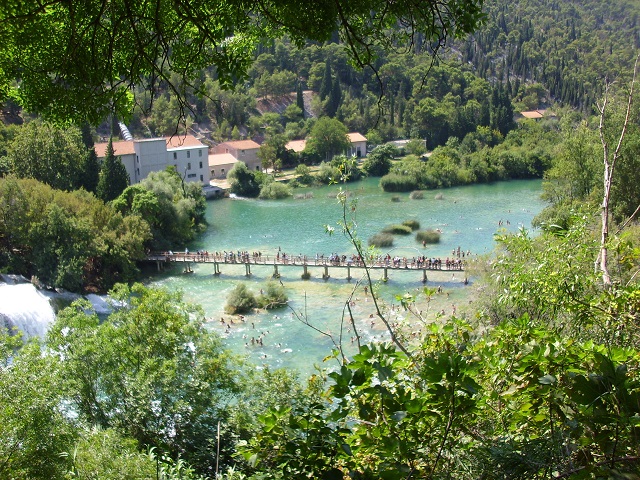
left=145, top=178, right=546, bottom=375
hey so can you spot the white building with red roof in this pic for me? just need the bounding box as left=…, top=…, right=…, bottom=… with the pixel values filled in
left=94, top=134, right=210, bottom=185
left=285, top=132, right=367, bottom=158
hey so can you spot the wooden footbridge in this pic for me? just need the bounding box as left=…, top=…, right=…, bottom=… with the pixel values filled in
left=144, top=251, right=465, bottom=283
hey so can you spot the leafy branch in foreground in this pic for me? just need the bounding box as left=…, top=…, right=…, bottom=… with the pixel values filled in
left=0, top=0, right=484, bottom=125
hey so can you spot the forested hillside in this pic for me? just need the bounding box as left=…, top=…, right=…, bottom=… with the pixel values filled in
left=460, top=0, right=640, bottom=112
left=110, top=0, right=640, bottom=154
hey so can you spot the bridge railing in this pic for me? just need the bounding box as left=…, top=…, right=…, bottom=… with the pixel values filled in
left=149, top=251, right=465, bottom=271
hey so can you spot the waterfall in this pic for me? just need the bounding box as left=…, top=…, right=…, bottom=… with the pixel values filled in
left=0, top=283, right=56, bottom=339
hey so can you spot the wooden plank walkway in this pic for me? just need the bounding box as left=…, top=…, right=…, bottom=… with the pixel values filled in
left=144, top=251, right=466, bottom=283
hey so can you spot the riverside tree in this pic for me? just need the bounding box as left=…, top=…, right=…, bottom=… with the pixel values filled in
left=304, top=117, right=351, bottom=162
left=113, top=168, right=207, bottom=249
left=0, top=177, right=150, bottom=292
left=2, top=121, right=91, bottom=191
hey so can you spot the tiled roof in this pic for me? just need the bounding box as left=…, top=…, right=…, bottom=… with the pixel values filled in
left=208, top=153, right=239, bottom=166
left=94, top=140, right=135, bottom=158
left=218, top=139, right=261, bottom=150
left=285, top=139, right=306, bottom=152
left=165, top=134, right=205, bottom=149
left=520, top=110, right=545, bottom=119
left=348, top=132, right=367, bottom=142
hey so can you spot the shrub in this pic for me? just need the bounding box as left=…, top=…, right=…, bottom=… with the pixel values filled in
left=382, top=224, right=413, bottom=235
left=402, top=219, right=420, bottom=231
left=368, top=233, right=394, bottom=247
left=379, top=173, right=419, bottom=192
left=294, top=164, right=313, bottom=185
left=258, top=181, right=292, bottom=199
left=224, top=283, right=257, bottom=314
left=409, top=190, right=424, bottom=200
left=315, top=162, right=341, bottom=185
left=257, top=281, right=288, bottom=309
left=416, top=229, right=441, bottom=244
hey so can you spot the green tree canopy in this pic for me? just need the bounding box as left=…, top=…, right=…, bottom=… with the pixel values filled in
left=0, top=177, right=149, bottom=292
left=305, top=117, right=350, bottom=162
left=227, top=162, right=261, bottom=198
left=47, top=283, right=242, bottom=476
left=114, top=168, right=207, bottom=249
left=362, top=143, right=398, bottom=176
left=0, top=0, right=484, bottom=125
left=2, top=121, right=90, bottom=191
left=0, top=333, right=76, bottom=479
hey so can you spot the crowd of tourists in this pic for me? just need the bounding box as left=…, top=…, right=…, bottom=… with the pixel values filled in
left=162, top=248, right=468, bottom=271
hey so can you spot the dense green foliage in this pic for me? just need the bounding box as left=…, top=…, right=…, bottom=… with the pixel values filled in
left=459, top=0, right=640, bottom=112
left=0, top=0, right=484, bottom=125
left=361, top=144, right=397, bottom=177
left=380, top=121, right=555, bottom=192
left=48, top=284, right=241, bottom=477
left=227, top=162, right=261, bottom=198
left=0, top=336, right=76, bottom=479
left=114, top=168, right=207, bottom=250
left=304, top=117, right=351, bottom=163
left=0, top=177, right=149, bottom=291
left=225, top=283, right=258, bottom=315
left=5, top=0, right=640, bottom=478
left=1, top=121, right=97, bottom=192
left=258, top=179, right=292, bottom=200
left=256, top=281, right=288, bottom=309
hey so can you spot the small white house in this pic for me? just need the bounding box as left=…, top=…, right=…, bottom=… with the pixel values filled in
left=285, top=132, right=367, bottom=158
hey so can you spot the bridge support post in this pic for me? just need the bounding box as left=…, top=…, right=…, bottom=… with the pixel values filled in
left=422, top=270, right=427, bottom=283
left=273, top=264, right=279, bottom=278
left=245, top=263, right=251, bottom=277
left=346, top=265, right=351, bottom=281
left=302, top=265, right=309, bottom=280
left=156, top=260, right=162, bottom=272
left=213, top=262, right=221, bottom=276
left=323, top=265, right=330, bottom=280
left=383, top=267, right=388, bottom=282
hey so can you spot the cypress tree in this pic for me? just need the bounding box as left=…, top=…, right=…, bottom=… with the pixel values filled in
left=296, top=81, right=305, bottom=118
left=326, top=76, right=341, bottom=117
left=79, top=122, right=100, bottom=193
left=97, top=137, right=130, bottom=202
left=319, top=61, right=332, bottom=100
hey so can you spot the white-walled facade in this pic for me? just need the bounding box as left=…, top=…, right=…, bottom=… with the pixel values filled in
left=95, top=135, right=210, bottom=185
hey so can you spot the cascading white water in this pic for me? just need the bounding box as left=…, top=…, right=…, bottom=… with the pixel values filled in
left=0, top=283, right=56, bottom=339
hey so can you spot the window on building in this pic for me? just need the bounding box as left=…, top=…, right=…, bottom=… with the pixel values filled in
left=187, top=173, right=197, bottom=178
left=173, top=152, right=177, bottom=160
left=200, top=175, right=203, bottom=182
left=222, top=168, right=225, bottom=175
left=187, top=151, right=191, bottom=158
left=188, top=162, right=191, bottom=170
left=136, top=155, right=139, bottom=163
left=211, top=169, right=215, bottom=176
left=199, top=161, right=203, bottom=169
left=199, top=150, right=203, bottom=157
